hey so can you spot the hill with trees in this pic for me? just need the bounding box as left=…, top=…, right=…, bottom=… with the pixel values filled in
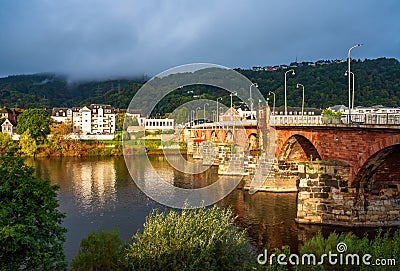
left=0, top=58, right=399, bottom=114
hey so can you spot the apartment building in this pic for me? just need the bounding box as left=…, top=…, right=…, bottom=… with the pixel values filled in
left=51, top=104, right=116, bottom=134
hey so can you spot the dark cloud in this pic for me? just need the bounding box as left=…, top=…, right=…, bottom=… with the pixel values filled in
left=0, top=0, right=399, bottom=80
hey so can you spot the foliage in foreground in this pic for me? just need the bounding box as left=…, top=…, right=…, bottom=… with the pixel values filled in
left=70, top=205, right=400, bottom=271
left=70, top=230, right=125, bottom=271
left=71, top=206, right=257, bottom=271
left=0, top=154, right=67, bottom=270
left=124, top=206, right=255, bottom=271
left=295, top=230, right=400, bottom=271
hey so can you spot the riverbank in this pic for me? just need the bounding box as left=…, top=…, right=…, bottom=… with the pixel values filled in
left=33, top=139, right=187, bottom=158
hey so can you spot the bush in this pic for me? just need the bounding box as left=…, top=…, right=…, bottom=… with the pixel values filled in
left=123, top=205, right=256, bottom=271
left=299, top=230, right=400, bottom=271
left=71, top=230, right=125, bottom=271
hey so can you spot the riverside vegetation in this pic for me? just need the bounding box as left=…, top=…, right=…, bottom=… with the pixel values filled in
left=0, top=108, right=184, bottom=158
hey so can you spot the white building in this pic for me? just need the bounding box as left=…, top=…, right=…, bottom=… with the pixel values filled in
left=145, top=118, right=174, bottom=131
left=51, top=104, right=116, bottom=134
left=126, top=109, right=175, bottom=132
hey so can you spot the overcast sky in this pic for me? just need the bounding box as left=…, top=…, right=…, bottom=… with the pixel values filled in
left=0, top=0, right=399, bottom=80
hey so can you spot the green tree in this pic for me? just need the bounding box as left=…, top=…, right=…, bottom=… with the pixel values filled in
left=16, top=108, right=53, bottom=143
left=0, top=155, right=67, bottom=270
left=322, top=108, right=342, bottom=124
left=124, top=115, right=139, bottom=129
left=123, top=205, right=255, bottom=270
left=19, top=130, right=37, bottom=157
left=116, top=112, right=125, bottom=130
left=173, top=106, right=189, bottom=125
left=71, top=230, right=125, bottom=271
left=0, top=132, right=18, bottom=154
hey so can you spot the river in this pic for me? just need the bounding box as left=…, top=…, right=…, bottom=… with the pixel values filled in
left=28, top=156, right=376, bottom=263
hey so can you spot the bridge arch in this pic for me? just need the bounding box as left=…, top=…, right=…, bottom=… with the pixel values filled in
left=279, top=134, right=321, bottom=163
left=225, top=131, right=233, bottom=143
left=211, top=131, right=217, bottom=142
left=355, top=144, right=400, bottom=192
left=248, top=133, right=258, bottom=151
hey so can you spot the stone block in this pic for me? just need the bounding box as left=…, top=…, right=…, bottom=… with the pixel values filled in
left=325, top=179, right=339, bottom=188
left=338, top=215, right=350, bottom=221
left=320, top=174, right=332, bottom=180
left=332, top=194, right=343, bottom=201
left=332, top=209, right=344, bottom=215
left=322, top=186, right=331, bottom=193
left=314, top=193, right=329, bottom=199
left=299, top=178, right=308, bottom=187
left=308, top=173, right=318, bottom=179
left=383, top=200, right=392, bottom=206
left=389, top=210, right=400, bottom=215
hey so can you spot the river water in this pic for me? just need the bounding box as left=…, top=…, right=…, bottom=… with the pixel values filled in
left=29, top=156, right=375, bottom=263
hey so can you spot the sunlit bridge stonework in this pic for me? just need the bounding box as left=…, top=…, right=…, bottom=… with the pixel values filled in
left=187, top=105, right=400, bottom=227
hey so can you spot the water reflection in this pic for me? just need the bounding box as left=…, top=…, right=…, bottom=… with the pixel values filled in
left=30, top=156, right=381, bottom=262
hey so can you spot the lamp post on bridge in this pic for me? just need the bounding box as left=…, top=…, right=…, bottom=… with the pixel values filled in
left=230, top=91, right=237, bottom=142
left=345, top=70, right=355, bottom=110
left=347, top=43, right=363, bottom=122
left=230, top=91, right=237, bottom=122
left=191, top=110, right=195, bottom=127
left=216, top=97, right=223, bottom=123
left=284, top=69, right=295, bottom=115
left=296, top=83, right=305, bottom=120
left=203, top=103, right=209, bottom=122
left=196, top=107, right=201, bottom=123
left=249, top=83, right=258, bottom=119
left=268, top=91, right=276, bottom=116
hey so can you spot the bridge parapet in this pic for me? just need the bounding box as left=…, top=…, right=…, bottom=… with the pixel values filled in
left=270, top=113, right=400, bottom=128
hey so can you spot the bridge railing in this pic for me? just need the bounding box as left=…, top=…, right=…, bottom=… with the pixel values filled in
left=341, top=113, right=400, bottom=125
left=270, top=115, right=323, bottom=125
left=270, top=113, right=400, bottom=126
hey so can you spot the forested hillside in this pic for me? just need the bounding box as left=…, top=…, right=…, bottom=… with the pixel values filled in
left=0, top=58, right=399, bottom=113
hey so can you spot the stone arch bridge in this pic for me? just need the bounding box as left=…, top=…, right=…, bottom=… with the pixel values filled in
left=189, top=122, right=400, bottom=186
left=189, top=120, right=400, bottom=226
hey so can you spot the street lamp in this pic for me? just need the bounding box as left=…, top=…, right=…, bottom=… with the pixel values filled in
left=230, top=91, right=237, bottom=122
left=347, top=43, right=363, bottom=122
left=230, top=91, right=237, bottom=143
left=296, top=83, right=305, bottom=119
left=345, top=70, right=355, bottom=109
left=268, top=91, right=276, bottom=115
left=249, top=83, right=258, bottom=119
left=216, top=97, right=223, bottom=123
left=191, top=110, right=195, bottom=126
left=203, top=103, right=209, bottom=122
left=196, top=107, right=201, bottom=121
left=284, top=69, right=295, bottom=115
